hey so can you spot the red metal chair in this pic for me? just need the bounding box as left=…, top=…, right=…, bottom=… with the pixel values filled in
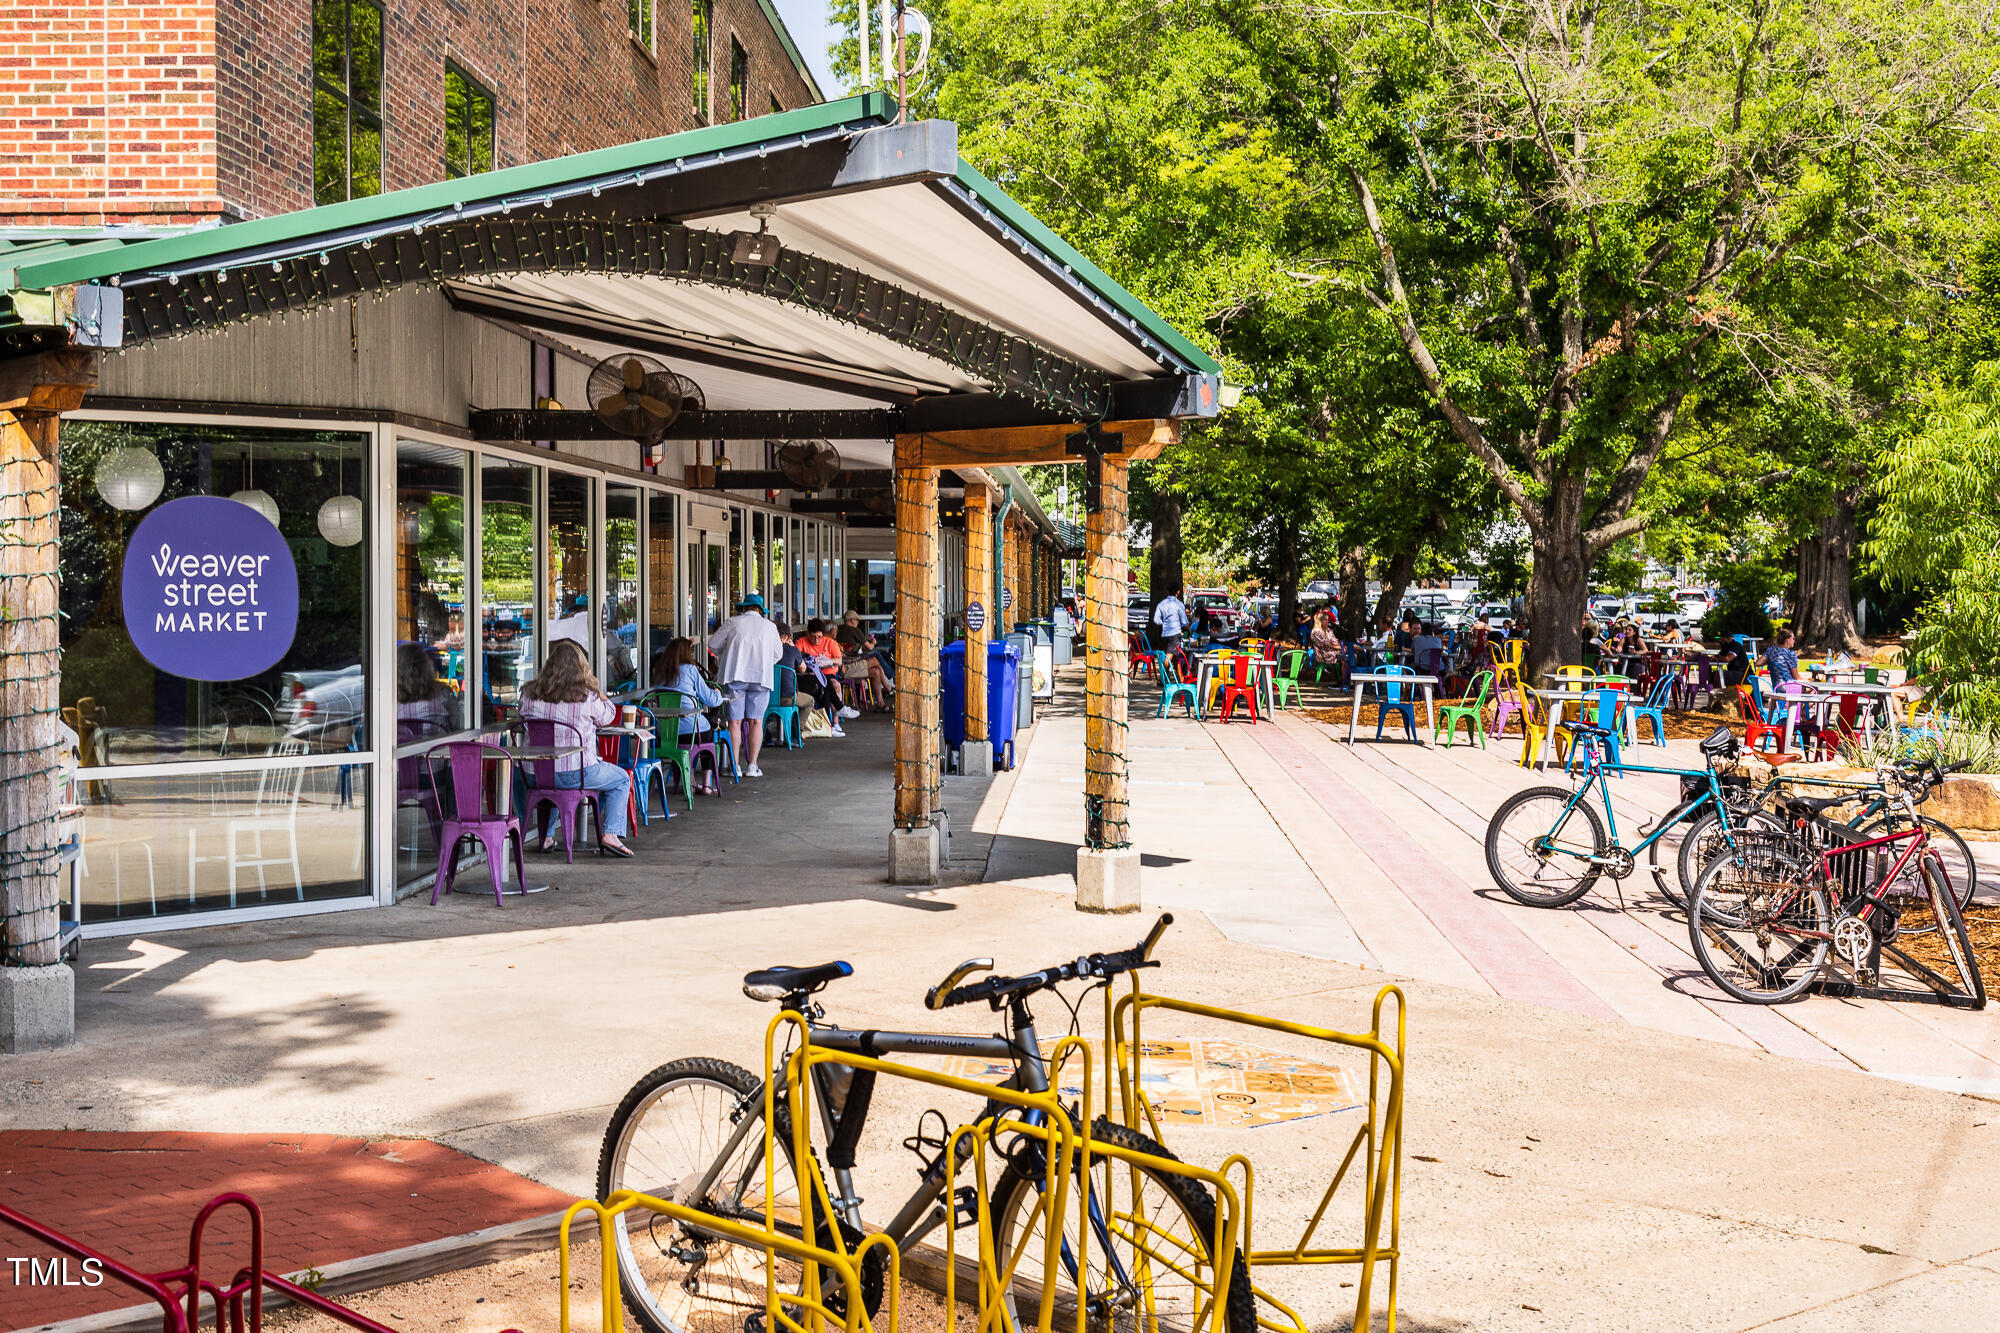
left=1129, top=631, right=1156, bottom=677
left=1217, top=655, right=1261, bottom=723
left=1734, top=686, right=1786, bottom=756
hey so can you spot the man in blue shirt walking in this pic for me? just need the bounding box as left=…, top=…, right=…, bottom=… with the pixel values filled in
left=1152, top=586, right=1190, bottom=652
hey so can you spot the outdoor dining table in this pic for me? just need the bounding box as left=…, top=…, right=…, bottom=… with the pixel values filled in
left=1780, top=680, right=1897, bottom=752
left=460, top=740, right=584, bottom=896
left=1344, top=672, right=1441, bottom=746
left=1193, top=653, right=1276, bottom=721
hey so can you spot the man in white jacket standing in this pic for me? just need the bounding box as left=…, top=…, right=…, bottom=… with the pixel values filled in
left=707, top=593, right=783, bottom=777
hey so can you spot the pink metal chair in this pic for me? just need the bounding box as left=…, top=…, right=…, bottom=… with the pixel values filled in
left=519, top=717, right=605, bottom=859
left=427, top=741, right=527, bottom=906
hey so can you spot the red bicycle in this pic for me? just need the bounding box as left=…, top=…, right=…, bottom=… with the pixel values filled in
left=1687, top=758, right=1986, bottom=1007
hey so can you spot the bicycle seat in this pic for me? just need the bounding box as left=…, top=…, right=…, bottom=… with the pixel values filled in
left=742, top=960, right=852, bottom=1002
left=1567, top=722, right=1613, bottom=737
left=1782, top=794, right=1847, bottom=819
left=1698, top=726, right=1738, bottom=758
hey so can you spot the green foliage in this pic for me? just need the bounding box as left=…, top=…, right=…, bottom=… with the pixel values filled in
left=1869, top=362, right=2000, bottom=724
left=1702, top=556, right=1785, bottom=644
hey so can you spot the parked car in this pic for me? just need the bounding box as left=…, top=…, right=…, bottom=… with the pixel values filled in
left=1187, top=589, right=1247, bottom=636
left=1127, top=593, right=1151, bottom=629
left=279, top=664, right=365, bottom=740
left=1303, top=579, right=1338, bottom=601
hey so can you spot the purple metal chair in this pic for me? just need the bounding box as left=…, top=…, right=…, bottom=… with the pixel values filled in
left=396, top=717, right=452, bottom=849
left=519, top=717, right=605, bottom=860
left=426, top=741, right=526, bottom=906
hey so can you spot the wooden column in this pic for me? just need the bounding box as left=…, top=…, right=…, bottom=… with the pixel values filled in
left=1083, top=451, right=1131, bottom=850
left=963, top=486, right=992, bottom=744
left=891, top=438, right=939, bottom=831
left=1, top=350, right=95, bottom=971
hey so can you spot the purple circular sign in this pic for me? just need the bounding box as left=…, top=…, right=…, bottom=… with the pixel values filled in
left=122, top=495, right=300, bottom=681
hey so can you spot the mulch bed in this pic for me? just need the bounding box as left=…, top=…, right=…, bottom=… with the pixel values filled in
left=1892, top=901, right=2000, bottom=983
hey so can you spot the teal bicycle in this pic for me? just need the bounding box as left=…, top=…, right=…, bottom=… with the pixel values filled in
left=1484, top=724, right=1763, bottom=909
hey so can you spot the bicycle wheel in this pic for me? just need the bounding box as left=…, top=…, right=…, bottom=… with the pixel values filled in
left=1673, top=809, right=1788, bottom=916
left=1688, top=848, right=1832, bottom=1004
left=1853, top=811, right=1977, bottom=914
left=1485, top=786, right=1607, bottom=908
left=988, top=1118, right=1256, bottom=1333
left=597, top=1058, right=884, bottom=1333
left=1886, top=855, right=1987, bottom=1009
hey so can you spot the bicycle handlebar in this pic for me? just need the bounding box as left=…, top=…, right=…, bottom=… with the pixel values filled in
left=928, top=913, right=1175, bottom=1011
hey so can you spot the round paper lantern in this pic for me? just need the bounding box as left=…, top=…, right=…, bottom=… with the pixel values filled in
left=228, top=488, right=280, bottom=527
left=316, top=494, right=363, bottom=547
left=94, top=446, right=165, bottom=510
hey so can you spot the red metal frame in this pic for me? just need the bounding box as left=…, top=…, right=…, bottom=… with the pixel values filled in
left=0, top=1192, right=407, bottom=1332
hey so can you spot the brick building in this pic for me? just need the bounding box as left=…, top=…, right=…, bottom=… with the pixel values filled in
left=0, top=0, right=821, bottom=227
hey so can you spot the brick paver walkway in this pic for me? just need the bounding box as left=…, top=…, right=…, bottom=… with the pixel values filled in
left=0, top=1131, right=572, bottom=1330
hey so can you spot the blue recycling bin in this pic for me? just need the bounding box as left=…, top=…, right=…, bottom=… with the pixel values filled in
left=940, top=639, right=1021, bottom=770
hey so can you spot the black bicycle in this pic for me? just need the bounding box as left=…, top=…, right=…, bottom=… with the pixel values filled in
left=596, top=914, right=1256, bottom=1333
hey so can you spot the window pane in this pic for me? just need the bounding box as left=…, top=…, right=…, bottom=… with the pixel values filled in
left=768, top=519, right=785, bottom=614
left=469, top=88, right=493, bottom=174
left=546, top=471, right=594, bottom=672
left=78, top=769, right=370, bottom=924
left=691, top=0, right=710, bottom=118
left=349, top=119, right=381, bottom=200
left=604, top=483, right=641, bottom=692
left=789, top=518, right=804, bottom=623
left=59, top=422, right=369, bottom=766
left=729, top=39, right=747, bottom=121
left=312, top=87, right=348, bottom=204
left=396, top=441, right=467, bottom=737
left=444, top=69, right=467, bottom=177
left=646, top=490, right=677, bottom=680
left=480, top=460, right=537, bottom=715
left=350, top=0, right=383, bottom=112
left=312, top=0, right=346, bottom=89
left=729, top=506, right=745, bottom=607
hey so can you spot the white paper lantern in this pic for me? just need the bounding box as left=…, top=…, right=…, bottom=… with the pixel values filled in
left=317, top=494, right=363, bottom=546
left=94, top=446, right=165, bottom=510
left=229, top=488, right=280, bottom=527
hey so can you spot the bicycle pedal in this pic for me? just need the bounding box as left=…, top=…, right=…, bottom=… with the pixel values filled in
left=952, top=1185, right=981, bottom=1228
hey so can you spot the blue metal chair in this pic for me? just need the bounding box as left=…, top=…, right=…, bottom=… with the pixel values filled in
left=1375, top=664, right=1419, bottom=741
left=1560, top=687, right=1625, bottom=770
left=768, top=665, right=804, bottom=749
left=1627, top=671, right=1678, bottom=746
left=1158, top=655, right=1200, bottom=718
left=619, top=704, right=673, bottom=827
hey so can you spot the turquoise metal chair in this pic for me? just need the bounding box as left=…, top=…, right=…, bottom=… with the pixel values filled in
left=768, top=665, right=804, bottom=749
left=1158, top=655, right=1200, bottom=718
left=1627, top=671, right=1678, bottom=746
left=1559, top=687, right=1625, bottom=770
left=1375, top=665, right=1419, bottom=741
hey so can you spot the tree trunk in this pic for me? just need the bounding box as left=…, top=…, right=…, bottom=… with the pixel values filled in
left=1273, top=522, right=1300, bottom=631
left=1524, top=535, right=1592, bottom=688
left=1148, top=486, right=1183, bottom=608
left=1337, top=546, right=1370, bottom=638
left=1372, top=548, right=1416, bottom=629
left=1793, top=488, right=1867, bottom=654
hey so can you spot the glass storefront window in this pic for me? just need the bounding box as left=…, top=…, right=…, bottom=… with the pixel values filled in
left=790, top=518, right=805, bottom=623
left=396, top=441, right=467, bottom=737
left=752, top=511, right=768, bottom=607
left=480, top=458, right=537, bottom=716
left=78, top=764, right=369, bottom=923
left=705, top=539, right=725, bottom=633
left=546, top=470, right=593, bottom=672
left=769, top=517, right=786, bottom=615
left=804, top=524, right=820, bottom=617
left=605, top=483, right=641, bottom=692
left=646, top=490, right=677, bottom=679
left=58, top=421, right=370, bottom=765
left=730, top=506, right=746, bottom=605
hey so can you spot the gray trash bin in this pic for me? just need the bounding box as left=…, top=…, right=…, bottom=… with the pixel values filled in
left=1052, top=630, right=1074, bottom=664
left=1006, top=631, right=1036, bottom=727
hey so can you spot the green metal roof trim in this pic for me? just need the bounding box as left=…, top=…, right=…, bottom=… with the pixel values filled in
left=949, top=162, right=1221, bottom=377
left=755, top=0, right=826, bottom=104
left=6, top=95, right=900, bottom=293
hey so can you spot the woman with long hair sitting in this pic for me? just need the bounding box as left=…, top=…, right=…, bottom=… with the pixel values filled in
left=655, top=635, right=727, bottom=792
left=518, top=639, right=635, bottom=857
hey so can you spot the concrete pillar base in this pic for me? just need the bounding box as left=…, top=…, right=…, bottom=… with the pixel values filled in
left=1076, top=848, right=1142, bottom=914
left=889, top=825, right=943, bottom=885
left=959, top=740, right=994, bottom=777
left=0, top=963, right=75, bottom=1052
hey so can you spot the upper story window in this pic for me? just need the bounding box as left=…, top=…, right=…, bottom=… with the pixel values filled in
left=729, top=39, right=747, bottom=121
left=769, top=91, right=781, bottom=116
left=311, top=0, right=384, bottom=205
left=628, top=0, right=653, bottom=50
left=444, top=65, right=494, bottom=178
left=691, top=0, right=712, bottom=122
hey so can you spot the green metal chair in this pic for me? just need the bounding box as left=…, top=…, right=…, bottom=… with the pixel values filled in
left=1434, top=670, right=1493, bottom=748
left=641, top=688, right=702, bottom=809
left=1273, top=649, right=1310, bottom=710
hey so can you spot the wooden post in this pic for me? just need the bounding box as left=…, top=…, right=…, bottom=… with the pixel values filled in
left=963, top=486, right=992, bottom=747
left=889, top=436, right=942, bottom=881
left=1078, top=446, right=1138, bottom=911
left=1, top=350, right=94, bottom=1016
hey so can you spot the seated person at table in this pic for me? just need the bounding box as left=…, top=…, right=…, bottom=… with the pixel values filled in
left=778, top=623, right=844, bottom=736
left=798, top=619, right=861, bottom=719
left=1395, top=611, right=1419, bottom=651
left=1655, top=619, right=1684, bottom=645
left=1309, top=610, right=1344, bottom=673
left=836, top=610, right=894, bottom=705
left=1411, top=623, right=1446, bottom=676
left=657, top=636, right=728, bottom=792
left=1717, top=636, right=1754, bottom=694
left=1764, top=629, right=1801, bottom=688
left=396, top=641, right=459, bottom=734
left=518, top=639, right=635, bottom=858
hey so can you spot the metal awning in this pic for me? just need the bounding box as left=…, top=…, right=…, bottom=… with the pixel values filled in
left=2, top=93, right=1220, bottom=436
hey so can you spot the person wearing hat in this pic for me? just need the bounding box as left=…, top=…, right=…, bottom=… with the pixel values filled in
left=708, top=592, right=783, bottom=777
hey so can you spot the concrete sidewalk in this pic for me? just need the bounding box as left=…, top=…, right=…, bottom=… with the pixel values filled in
left=3, top=696, right=1999, bottom=1330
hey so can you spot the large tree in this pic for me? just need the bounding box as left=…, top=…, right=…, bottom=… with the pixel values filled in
left=1312, top=0, right=2000, bottom=679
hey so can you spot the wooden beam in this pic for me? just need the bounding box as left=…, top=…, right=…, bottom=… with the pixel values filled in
left=0, top=348, right=96, bottom=412
left=964, top=486, right=992, bottom=745
left=906, top=419, right=1177, bottom=469
left=892, top=442, right=940, bottom=832
left=1083, top=452, right=1131, bottom=851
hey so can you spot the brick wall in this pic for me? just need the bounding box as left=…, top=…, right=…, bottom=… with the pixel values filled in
left=1, top=0, right=819, bottom=227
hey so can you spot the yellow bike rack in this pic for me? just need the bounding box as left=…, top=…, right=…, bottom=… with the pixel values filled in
left=561, top=987, right=1400, bottom=1333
